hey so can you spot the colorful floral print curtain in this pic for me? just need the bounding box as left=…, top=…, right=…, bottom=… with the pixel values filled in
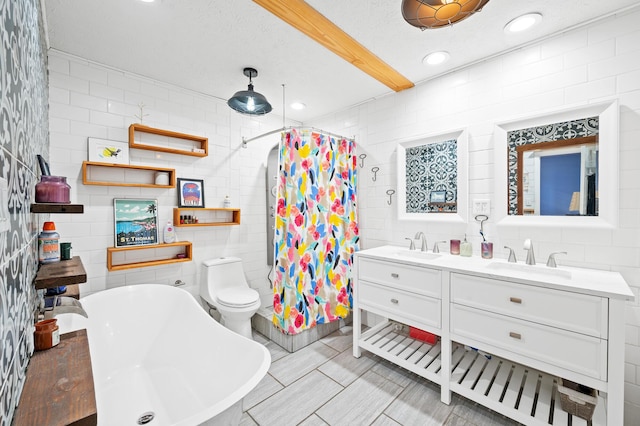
left=273, top=129, right=359, bottom=334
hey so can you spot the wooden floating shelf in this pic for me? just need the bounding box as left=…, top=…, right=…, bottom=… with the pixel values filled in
left=107, top=241, right=193, bottom=271
left=82, top=161, right=176, bottom=188
left=34, top=256, right=87, bottom=290
left=128, top=123, right=208, bottom=157
left=173, top=207, right=241, bottom=227
left=359, top=322, right=606, bottom=426
left=13, top=329, right=97, bottom=426
left=30, top=203, right=84, bottom=214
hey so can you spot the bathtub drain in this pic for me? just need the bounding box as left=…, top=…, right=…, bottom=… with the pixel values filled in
left=138, top=412, right=155, bottom=424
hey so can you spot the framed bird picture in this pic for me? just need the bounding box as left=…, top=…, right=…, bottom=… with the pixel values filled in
left=88, top=137, right=130, bottom=164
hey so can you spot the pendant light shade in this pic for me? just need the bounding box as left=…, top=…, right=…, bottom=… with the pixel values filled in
left=227, top=67, right=272, bottom=115
left=402, top=0, right=490, bottom=30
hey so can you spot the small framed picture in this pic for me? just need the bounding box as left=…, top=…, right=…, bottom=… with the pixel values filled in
left=88, top=137, right=130, bottom=164
left=177, top=178, right=205, bottom=208
left=114, top=199, right=158, bottom=247
left=430, top=190, right=446, bottom=203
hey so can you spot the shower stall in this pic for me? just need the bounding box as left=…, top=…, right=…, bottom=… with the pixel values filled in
left=251, top=128, right=358, bottom=352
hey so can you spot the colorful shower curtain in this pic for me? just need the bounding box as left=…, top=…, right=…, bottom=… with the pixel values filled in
left=273, top=129, right=359, bottom=335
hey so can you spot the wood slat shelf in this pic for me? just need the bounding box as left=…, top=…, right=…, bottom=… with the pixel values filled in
left=107, top=241, right=193, bottom=271
left=30, top=203, right=84, bottom=214
left=13, top=329, right=97, bottom=426
left=358, top=322, right=606, bottom=426
left=82, top=161, right=176, bottom=188
left=173, top=207, right=241, bottom=227
left=35, top=257, right=87, bottom=290
left=128, top=123, right=208, bottom=157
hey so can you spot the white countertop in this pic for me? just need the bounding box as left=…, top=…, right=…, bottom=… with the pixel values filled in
left=355, top=245, right=635, bottom=301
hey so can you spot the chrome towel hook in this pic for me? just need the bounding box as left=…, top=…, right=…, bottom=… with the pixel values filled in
left=386, top=189, right=395, bottom=205
left=371, top=166, right=379, bottom=181
left=359, top=153, right=367, bottom=168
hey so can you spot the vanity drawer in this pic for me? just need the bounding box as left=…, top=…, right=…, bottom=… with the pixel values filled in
left=451, top=273, right=608, bottom=338
left=451, top=304, right=607, bottom=380
left=359, top=281, right=441, bottom=330
left=358, top=258, right=441, bottom=298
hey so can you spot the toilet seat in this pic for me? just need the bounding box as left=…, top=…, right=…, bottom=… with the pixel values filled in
left=217, top=287, right=259, bottom=308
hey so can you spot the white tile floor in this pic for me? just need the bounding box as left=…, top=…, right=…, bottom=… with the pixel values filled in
left=241, top=326, right=521, bottom=426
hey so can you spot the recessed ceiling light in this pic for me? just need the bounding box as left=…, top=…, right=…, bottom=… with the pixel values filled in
left=504, top=13, right=542, bottom=33
left=423, top=51, right=450, bottom=66
left=139, top=0, right=155, bottom=3
left=290, top=102, right=306, bottom=110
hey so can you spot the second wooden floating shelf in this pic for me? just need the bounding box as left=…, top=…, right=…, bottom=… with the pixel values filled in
left=107, top=241, right=193, bottom=271
left=82, top=161, right=176, bottom=188
left=34, top=256, right=87, bottom=290
left=128, top=123, right=208, bottom=157
left=173, top=208, right=241, bottom=226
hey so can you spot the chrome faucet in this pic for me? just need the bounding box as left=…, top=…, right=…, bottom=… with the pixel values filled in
left=504, top=246, right=517, bottom=263
left=405, top=237, right=416, bottom=250
left=44, top=296, right=88, bottom=319
left=524, top=239, right=535, bottom=265
left=546, top=252, right=567, bottom=268
left=415, top=232, right=428, bottom=252
left=432, top=240, right=446, bottom=253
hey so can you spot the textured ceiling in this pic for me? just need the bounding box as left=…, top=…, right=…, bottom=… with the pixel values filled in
left=43, top=0, right=640, bottom=123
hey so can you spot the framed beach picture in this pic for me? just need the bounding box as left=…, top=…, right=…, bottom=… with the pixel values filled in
left=88, top=137, right=130, bottom=164
left=113, top=199, right=158, bottom=247
left=177, top=178, right=205, bottom=207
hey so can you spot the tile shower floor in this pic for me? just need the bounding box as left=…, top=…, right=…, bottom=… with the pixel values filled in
left=241, top=326, right=520, bottom=426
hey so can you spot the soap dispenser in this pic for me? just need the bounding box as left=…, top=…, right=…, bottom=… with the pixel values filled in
left=460, top=234, right=472, bottom=257
left=163, top=221, right=177, bottom=244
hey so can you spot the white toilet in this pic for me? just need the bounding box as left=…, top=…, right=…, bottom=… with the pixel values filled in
left=200, top=257, right=261, bottom=339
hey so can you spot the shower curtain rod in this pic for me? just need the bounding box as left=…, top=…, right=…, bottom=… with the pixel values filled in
left=241, top=126, right=354, bottom=148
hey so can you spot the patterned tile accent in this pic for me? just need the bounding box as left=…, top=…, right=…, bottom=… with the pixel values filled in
left=0, top=0, right=48, bottom=424
left=506, top=117, right=599, bottom=215
left=405, top=139, right=457, bottom=213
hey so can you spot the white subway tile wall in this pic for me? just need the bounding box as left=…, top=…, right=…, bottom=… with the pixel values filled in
left=48, top=51, right=292, bottom=310
left=307, top=9, right=640, bottom=422
left=47, top=8, right=640, bottom=424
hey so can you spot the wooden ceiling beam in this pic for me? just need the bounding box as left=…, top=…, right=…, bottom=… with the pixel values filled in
left=253, top=0, right=415, bottom=92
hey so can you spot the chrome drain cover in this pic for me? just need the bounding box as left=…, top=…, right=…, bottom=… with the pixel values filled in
left=138, top=411, right=155, bottom=424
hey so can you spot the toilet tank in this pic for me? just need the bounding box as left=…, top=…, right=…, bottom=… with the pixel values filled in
left=200, top=257, right=249, bottom=303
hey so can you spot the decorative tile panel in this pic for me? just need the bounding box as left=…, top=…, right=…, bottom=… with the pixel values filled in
left=506, top=117, right=599, bottom=215
left=405, top=139, right=457, bottom=213
left=0, top=0, right=48, bottom=424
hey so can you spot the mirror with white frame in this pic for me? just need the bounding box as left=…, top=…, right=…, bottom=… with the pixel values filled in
left=494, top=100, right=618, bottom=228
left=397, top=129, right=468, bottom=223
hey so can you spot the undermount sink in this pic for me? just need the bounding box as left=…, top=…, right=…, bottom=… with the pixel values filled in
left=486, top=261, right=572, bottom=279
left=394, top=249, right=442, bottom=261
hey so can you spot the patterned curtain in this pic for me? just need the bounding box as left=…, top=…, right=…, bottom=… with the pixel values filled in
left=273, top=129, right=359, bottom=335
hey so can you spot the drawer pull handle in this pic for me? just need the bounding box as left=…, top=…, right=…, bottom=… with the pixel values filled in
left=390, top=298, right=399, bottom=304
left=509, top=297, right=522, bottom=304
left=391, top=273, right=399, bottom=278
left=509, top=332, right=522, bottom=340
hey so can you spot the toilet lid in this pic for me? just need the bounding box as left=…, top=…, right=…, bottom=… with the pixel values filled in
left=217, top=288, right=259, bottom=307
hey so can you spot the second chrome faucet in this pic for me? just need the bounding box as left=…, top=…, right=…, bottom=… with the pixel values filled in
left=414, top=232, right=428, bottom=252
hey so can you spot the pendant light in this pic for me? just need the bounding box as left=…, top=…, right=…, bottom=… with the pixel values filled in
left=402, top=0, right=490, bottom=30
left=227, top=67, right=272, bottom=115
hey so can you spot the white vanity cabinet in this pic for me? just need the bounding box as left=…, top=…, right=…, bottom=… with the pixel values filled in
left=352, top=246, right=633, bottom=426
left=450, top=273, right=609, bottom=383
left=353, top=257, right=446, bottom=386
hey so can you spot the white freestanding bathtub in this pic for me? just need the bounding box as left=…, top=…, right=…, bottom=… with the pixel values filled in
left=56, top=284, right=271, bottom=426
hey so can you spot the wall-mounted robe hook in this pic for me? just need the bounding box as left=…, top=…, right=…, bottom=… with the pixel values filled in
left=371, top=166, right=380, bottom=181
left=359, top=153, right=367, bottom=168
left=386, top=189, right=395, bottom=205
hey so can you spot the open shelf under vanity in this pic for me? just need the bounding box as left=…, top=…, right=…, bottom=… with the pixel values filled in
left=360, top=321, right=605, bottom=426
